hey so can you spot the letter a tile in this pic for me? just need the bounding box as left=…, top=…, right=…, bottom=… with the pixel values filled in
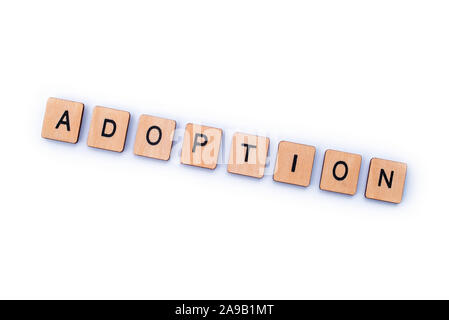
left=320, top=149, right=362, bottom=195
left=365, top=158, right=407, bottom=204
left=87, top=106, right=130, bottom=153
left=227, top=133, right=270, bottom=178
left=134, top=115, right=176, bottom=161
left=181, top=123, right=222, bottom=169
left=41, top=97, right=84, bottom=144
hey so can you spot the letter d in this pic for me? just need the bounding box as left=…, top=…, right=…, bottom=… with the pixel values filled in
left=101, top=119, right=116, bottom=137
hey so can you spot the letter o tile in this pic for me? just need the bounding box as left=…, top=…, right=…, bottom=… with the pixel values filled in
left=320, top=149, right=362, bottom=195
left=134, top=115, right=176, bottom=161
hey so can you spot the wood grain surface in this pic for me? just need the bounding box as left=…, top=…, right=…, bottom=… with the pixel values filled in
left=134, top=115, right=176, bottom=161
left=320, top=149, right=362, bottom=195
left=180, top=123, right=222, bottom=169
left=227, top=132, right=270, bottom=178
left=273, top=141, right=316, bottom=187
left=87, top=106, right=130, bottom=153
left=365, top=158, right=407, bottom=204
left=41, top=97, right=84, bottom=144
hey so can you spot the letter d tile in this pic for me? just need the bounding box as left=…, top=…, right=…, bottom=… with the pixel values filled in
left=87, top=106, right=130, bottom=152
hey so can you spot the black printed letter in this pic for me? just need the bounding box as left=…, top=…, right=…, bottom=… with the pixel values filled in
left=146, top=126, right=162, bottom=145
left=101, top=119, right=116, bottom=137
left=291, top=154, right=298, bottom=172
left=333, top=161, right=348, bottom=181
left=241, top=143, right=257, bottom=162
left=378, top=169, right=394, bottom=188
left=55, top=110, right=70, bottom=131
left=192, top=133, right=208, bottom=152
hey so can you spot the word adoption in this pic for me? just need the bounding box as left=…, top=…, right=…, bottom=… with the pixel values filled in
left=41, top=97, right=407, bottom=204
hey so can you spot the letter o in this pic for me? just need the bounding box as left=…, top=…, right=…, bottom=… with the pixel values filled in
left=146, top=125, right=162, bottom=145
left=333, top=161, right=348, bottom=181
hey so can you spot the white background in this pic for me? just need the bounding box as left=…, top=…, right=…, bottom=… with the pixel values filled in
left=0, top=0, right=448, bottom=299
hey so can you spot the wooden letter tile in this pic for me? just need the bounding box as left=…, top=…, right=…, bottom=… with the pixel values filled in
left=227, top=133, right=270, bottom=178
left=365, top=158, right=407, bottom=204
left=134, top=115, right=176, bottom=161
left=87, top=106, right=130, bottom=153
left=273, top=141, right=316, bottom=187
left=41, top=97, right=84, bottom=144
left=180, top=123, right=222, bottom=169
left=320, top=149, right=362, bottom=195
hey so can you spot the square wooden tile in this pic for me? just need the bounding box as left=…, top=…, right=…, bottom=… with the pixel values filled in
left=227, top=133, right=270, bottom=178
left=180, top=123, right=222, bottom=169
left=87, top=106, right=130, bottom=153
left=365, top=158, right=407, bottom=204
left=273, top=141, right=316, bottom=187
left=320, top=149, right=362, bottom=195
left=41, top=97, right=84, bottom=144
left=134, top=115, right=176, bottom=161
